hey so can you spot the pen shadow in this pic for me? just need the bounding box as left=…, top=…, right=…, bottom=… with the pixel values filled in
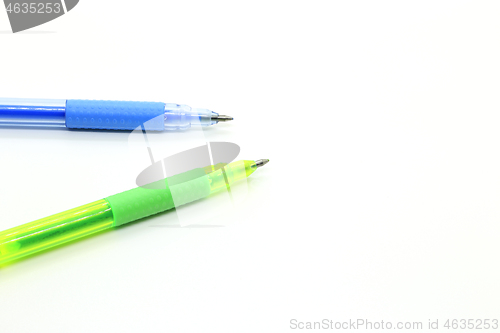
left=0, top=203, right=223, bottom=269
left=0, top=125, right=234, bottom=143
left=0, top=167, right=268, bottom=269
left=0, top=227, right=114, bottom=269
left=0, top=209, right=175, bottom=269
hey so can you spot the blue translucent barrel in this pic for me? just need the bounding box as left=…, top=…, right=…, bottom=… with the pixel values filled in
left=0, top=98, right=66, bottom=128
left=0, top=98, right=219, bottom=130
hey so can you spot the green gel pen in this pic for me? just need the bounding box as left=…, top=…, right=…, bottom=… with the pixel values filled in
left=0, top=159, right=269, bottom=265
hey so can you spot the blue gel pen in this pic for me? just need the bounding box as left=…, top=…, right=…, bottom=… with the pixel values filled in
left=0, top=98, right=233, bottom=131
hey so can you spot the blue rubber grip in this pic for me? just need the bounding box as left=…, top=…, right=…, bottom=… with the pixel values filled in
left=65, top=100, right=165, bottom=131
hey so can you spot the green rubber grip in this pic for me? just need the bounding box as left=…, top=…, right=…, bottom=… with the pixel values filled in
left=105, top=172, right=212, bottom=227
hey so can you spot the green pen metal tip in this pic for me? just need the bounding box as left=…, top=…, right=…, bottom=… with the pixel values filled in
left=254, top=159, right=269, bottom=168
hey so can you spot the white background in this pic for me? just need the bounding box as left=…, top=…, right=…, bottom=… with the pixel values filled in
left=1, top=1, right=500, bottom=332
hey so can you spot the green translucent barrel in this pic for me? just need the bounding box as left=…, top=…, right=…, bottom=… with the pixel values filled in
left=0, top=160, right=258, bottom=266
left=0, top=200, right=114, bottom=265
